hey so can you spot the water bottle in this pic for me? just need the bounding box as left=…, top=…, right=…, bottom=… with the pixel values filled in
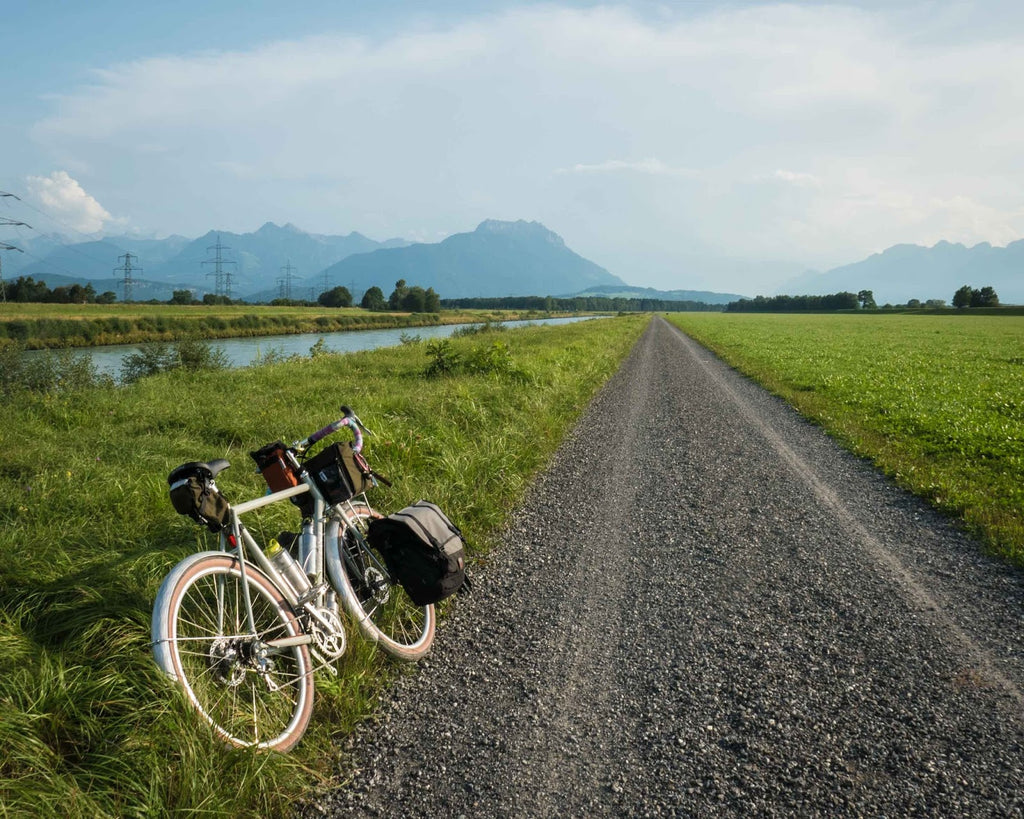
left=266, top=538, right=312, bottom=596
left=299, top=521, right=319, bottom=578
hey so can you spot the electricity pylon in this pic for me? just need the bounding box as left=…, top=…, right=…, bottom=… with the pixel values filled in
left=278, top=260, right=296, bottom=300
left=202, top=235, right=236, bottom=298
left=114, top=252, right=142, bottom=303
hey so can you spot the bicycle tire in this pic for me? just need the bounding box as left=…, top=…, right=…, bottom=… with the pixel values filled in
left=328, top=502, right=436, bottom=661
left=152, top=552, right=314, bottom=752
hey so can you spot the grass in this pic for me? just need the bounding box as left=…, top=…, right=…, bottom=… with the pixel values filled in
left=0, top=314, right=647, bottom=817
left=667, top=312, right=1024, bottom=564
left=0, top=303, right=589, bottom=350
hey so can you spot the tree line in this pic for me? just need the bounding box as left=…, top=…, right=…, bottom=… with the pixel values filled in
left=440, top=295, right=721, bottom=312
left=726, top=292, right=861, bottom=312
left=1, top=276, right=118, bottom=304
left=727, top=285, right=1003, bottom=313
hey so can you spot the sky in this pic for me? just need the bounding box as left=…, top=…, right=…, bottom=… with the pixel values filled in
left=2, top=0, right=1023, bottom=295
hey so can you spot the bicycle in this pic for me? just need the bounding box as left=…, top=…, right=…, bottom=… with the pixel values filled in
left=151, top=407, right=435, bottom=752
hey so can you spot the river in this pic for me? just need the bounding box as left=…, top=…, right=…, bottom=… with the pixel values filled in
left=46, top=316, right=595, bottom=380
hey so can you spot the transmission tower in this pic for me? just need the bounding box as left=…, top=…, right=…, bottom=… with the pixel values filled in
left=201, top=235, right=236, bottom=298
left=278, top=260, right=296, bottom=300
left=114, top=252, right=142, bottom=303
left=0, top=243, right=24, bottom=304
left=0, top=191, right=28, bottom=303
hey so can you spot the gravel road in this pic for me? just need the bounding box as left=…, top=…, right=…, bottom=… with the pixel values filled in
left=304, top=315, right=1024, bottom=817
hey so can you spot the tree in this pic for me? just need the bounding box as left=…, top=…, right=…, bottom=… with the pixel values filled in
left=96, top=290, right=118, bottom=304
left=318, top=286, right=352, bottom=308
left=857, top=289, right=876, bottom=309
left=388, top=279, right=409, bottom=311
left=972, top=286, right=999, bottom=307
left=169, top=289, right=194, bottom=305
left=400, top=286, right=427, bottom=312
left=953, top=284, right=974, bottom=308
left=361, top=286, right=386, bottom=311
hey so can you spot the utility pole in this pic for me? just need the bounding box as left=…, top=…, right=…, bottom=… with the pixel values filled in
left=278, top=260, right=296, bottom=301
left=114, top=252, right=142, bottom=303
left=202, top=235, right=236, bottom=298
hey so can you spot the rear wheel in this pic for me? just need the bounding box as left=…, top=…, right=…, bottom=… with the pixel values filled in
left=333, top=503, right=435, bottom=661
left=152, top=553, right=314, bottom=752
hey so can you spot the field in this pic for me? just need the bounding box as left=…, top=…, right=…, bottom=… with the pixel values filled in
left=0, top=303, right=570, bottom=349
left=0, top=316, right=647, bottom=817
left=667, top=312, right=1024, bottom=563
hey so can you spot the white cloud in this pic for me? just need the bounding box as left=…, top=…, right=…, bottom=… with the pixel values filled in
left=771, top=170, right=821, bottom=188
left=25, top=171, right=118, bottom=234
left=557, top=159, right=699, bottom=178
left=25, top=2, right=1024, bottom=287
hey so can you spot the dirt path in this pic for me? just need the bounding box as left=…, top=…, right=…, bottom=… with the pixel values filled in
left=305, top=316, right=1024, bottom=817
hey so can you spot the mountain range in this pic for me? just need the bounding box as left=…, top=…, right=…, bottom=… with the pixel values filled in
left=780, top=240, right=1024, bottom=305
left=4, top=220, right=629, bottom=302
left=4, top=217, right=1022, bottom=305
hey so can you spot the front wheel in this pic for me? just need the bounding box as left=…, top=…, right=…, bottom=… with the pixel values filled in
left=152, top=552, right=315, bottom=752
left=328, top=503, right=435, bottom=661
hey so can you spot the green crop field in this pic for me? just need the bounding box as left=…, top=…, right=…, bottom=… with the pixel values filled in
left=667, top=312, right=1024, bottom=563
left=0, top=316, right=646, bottom=817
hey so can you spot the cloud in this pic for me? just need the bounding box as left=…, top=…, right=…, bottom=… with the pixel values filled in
left=557, top=159, right=699, bottom=178
left=25, top=2, right=1024, bottom=286
left=770, top=170, right=821, bottom=188
left=25, top=171, right=118, bottom=234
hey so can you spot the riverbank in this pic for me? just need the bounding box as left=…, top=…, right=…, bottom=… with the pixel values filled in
left=0, top=304, right=581, bottom=350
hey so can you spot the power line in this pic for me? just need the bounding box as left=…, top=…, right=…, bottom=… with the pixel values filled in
left=0, top=194, right=26, bottom=303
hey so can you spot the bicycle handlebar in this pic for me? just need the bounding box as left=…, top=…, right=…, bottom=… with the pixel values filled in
left=292, top=406, right=368, bottom=454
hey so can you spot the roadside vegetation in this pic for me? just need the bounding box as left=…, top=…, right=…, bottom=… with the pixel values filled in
left=667, top=312, right=1024, bottom=565
left=0, top=315, right=646, bottom=817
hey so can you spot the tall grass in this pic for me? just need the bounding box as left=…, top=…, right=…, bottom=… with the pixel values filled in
left=0, top=315, right=646, bottom=817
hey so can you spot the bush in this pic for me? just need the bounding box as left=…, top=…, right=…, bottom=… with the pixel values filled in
left=120, top=340, right=227, bottom=383
left=424, top=339, right=461, bottom=377
left=0, top=343, right=107, bottom=395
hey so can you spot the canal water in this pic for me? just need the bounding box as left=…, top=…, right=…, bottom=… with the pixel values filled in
left=54, top=316, right=595, bottom=379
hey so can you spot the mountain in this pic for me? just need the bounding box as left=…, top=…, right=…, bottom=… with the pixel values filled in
left=319, top=220, right=625, bottom=299
left=781, top=240, right=1024, bottom=305
left=143, top=223, right=410, bottom=296
left=5, top=223, right=410, bottom=300
left=572, top=284, right=748, bottom=305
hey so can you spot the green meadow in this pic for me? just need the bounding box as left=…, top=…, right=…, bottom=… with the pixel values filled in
left=0, top=316, right=646, bottom=817
left=668, top=312, right=1024, bottom=564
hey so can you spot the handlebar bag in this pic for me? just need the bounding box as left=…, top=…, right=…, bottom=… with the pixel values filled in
left=168, top=463, right=230, bottom=533
left=304, top=442, right=372, bottom=505
left=250, top=441, right=301, bottom=493
left=366, top=500, right=467, bottom=606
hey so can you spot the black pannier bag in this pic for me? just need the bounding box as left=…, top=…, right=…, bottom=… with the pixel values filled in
left=367, top=500, right=468, bottom=606
left=168, top=462, right=231, bottom=533
left=303, top=442, right=372, bottom=505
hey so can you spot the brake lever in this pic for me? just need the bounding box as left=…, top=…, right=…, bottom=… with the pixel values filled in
left=340, top=405, right=373, bottom=436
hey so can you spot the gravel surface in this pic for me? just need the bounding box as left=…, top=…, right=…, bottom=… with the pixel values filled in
left=302, top=316, right=1024, bottom=817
